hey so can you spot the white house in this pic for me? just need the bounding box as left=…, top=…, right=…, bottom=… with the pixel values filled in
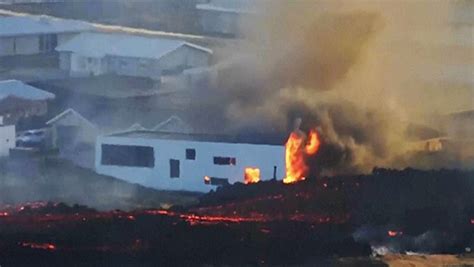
left=95, top=130, right=285, bottom=192
left=55, top=32, right=213, bottom=80
left=196, top=0, right=258, bottom=36
left=0, top=124, right=15, bottom=157
left=0, top=79, right=55, bottom=125
left=0, top=15, right=93, bottom=56
left=0, top=0, right=64, bottom=4
left=46, top=108, right=100, bottom=169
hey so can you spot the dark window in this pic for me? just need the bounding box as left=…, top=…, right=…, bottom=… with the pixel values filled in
left=101, top=144, right=154, bottom=167
left=39, top=34, right=58, bottom=52
left=186, top=148, right=196, bottom=160
left=204, top=176, right=229, bottom=186
left=170, top=159, right=180, bottom=178
left=213, top=157, right=236, bottom=165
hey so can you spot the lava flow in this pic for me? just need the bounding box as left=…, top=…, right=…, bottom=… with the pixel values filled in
left=283, top=128, right=320, bottom=184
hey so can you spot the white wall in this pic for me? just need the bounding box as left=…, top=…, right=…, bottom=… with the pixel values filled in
left=0, top=36, right=38, bottom=56
left=15, top=35, right=40, bottom=55
left=158, top=45, right=211, bottom=71
left=67, top=53, right=107, bottom=76
left=107, top=55, right=160, bottom=79
left=50, top=112, right=99, bottom=148
left=0, top=125, right=15, bottom=157
left=1, top=32, right=81, bottom=57
left=59, top=51, right=71, bottom=71
left=0, top=37, right=14, bottom=56
left=95, top=136, right=285, bottom=192
left=200, top=11, right=240, bottom=35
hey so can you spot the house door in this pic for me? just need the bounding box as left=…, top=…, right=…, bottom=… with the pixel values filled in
left=56, top=125, right=79, bottom=151
left=169, top=159, right=180, bottom=178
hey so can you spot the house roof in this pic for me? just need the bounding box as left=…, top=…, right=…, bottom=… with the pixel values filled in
left=0, top=15, right=93, bottom=37
left=152, top=115, right=193, bottom=133
left=446, top=109, right=474, bottom=120
left=46, top=108, right=97, bottom=129
left=55, top=32, right=213, bottom=59
left=196, top=0, right=258, bottom=14
left=0, top=80, right=55, bottom=101
left=106, top=130, right=287, bottom=146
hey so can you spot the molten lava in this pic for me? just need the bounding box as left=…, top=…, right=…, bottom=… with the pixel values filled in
left=244, top=167, right=261, bottom=184
left=283, top=129, right=320, bottom=184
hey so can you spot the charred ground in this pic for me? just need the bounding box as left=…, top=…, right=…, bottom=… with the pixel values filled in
left=0, top=168, right=472, bottom=266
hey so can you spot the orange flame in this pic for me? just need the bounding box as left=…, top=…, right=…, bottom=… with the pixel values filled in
left=283, top=129, right=320, bottom=184
left=244, top=167, right=261, bottom=184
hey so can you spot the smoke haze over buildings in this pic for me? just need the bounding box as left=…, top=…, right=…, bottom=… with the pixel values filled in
left=211, top=0, right=473, bottom=175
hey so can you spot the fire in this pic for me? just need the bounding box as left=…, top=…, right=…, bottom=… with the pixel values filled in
left=283, top=128, right=320, bottom=184
left=244, top=167, right=261, bottom=184
left=305, top=130, right=320, bottom=155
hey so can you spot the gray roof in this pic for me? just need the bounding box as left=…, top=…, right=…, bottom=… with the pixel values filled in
left=0, top=15, right=93, bottom=37
left=196, top=0, right=258, bottom=14
left=0, top=80, right=55, bottom=101
left=56, top=32, right=212, bottom=59
left=46, top=108, right=96, bottom=129
left=107, top=130, right=287, bottom=146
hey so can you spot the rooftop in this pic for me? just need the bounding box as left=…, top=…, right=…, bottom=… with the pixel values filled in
left=196, top=0, right=258, bottom=14
left=107, top=130, right=287, bottom=146
left=55, top=32, right=212, bottom=59
left=0, top=80, right=55, bottom=101
left=0, top=15, right=93, bottom=37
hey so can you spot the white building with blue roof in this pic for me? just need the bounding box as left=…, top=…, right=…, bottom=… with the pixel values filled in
left=95, top=129, right=285, bottom=192
left=56, top=32, right=213, bottom=80
left=0, top=15, right=93, bottom=56
left=0, top=79, right=55, bottom=125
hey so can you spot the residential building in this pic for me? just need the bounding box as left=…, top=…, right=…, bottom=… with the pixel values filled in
left=196, top=0, right=257, bottom=36
left=0, top=15, right=92, bottom=57
left=0, top=80, right=55, bottom=126
left=46, top=108, right=100, bottom=168
left=0, top=124, right=15, bottom=157
left=95, top=130, right=285, bottom=192
left=55, top=32, right=212, bottom=80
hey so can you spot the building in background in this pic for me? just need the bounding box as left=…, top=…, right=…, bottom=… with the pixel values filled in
left=96, top=130, right=285, bottom=192
left=46, top=108, right=99, bottom=169
left=0, top=124, right=15, bottom=157
left=196, top=0, right=257, bottom=37
left=0, top=0, right=64, bottom=4
left=0, top=80, right=55, bottom=126
left=55, top=32, right=212, bottom=80
left=0, top=15, right=92, bottom=57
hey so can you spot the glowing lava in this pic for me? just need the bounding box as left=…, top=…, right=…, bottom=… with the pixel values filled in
left=244, top=167, right=261, bottom=184
left=283, top=129, right=320, bottom=184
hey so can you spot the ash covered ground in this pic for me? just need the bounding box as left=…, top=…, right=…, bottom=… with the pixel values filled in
left=0, top=168, right=472, bottom=266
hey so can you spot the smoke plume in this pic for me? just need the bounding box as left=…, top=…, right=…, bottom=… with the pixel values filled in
left=208, top=0, right=472, bottom=175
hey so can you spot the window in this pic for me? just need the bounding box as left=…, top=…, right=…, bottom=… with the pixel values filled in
left=169, top=159, right=180, bottom=178
left=204, top=176, right=229, bottom=186
left=186, top=149, right=196, bottom=160
left=101, top=144, right=154, bottom=167
left=39, top=34, right=58, bottom=53
left=213, top=157, right=236, bottom=165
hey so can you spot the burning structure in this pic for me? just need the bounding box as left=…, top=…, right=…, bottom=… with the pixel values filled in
left=95, top=129, right=286, bottom=192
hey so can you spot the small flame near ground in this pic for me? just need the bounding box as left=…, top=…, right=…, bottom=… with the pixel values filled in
left=244, top=167, right=261, bottom=184
left=283, top=129, right=320, bottom=184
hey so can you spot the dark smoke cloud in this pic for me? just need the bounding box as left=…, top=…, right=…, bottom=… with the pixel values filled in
left=203, top=1, right=472, bottom=175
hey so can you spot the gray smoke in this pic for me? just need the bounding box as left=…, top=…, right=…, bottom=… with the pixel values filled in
left=206, top=0, right=473, bottom=175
